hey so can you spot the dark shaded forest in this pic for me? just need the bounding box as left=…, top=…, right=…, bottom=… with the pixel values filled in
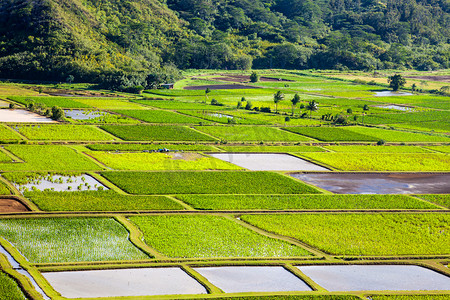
left=0, top=0, right=449, bottom=88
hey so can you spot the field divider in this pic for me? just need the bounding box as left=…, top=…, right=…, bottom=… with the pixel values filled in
left=0, top=175, right=21, bottom=196
left=283, top=263, right=327, bottom=292
left=279, top=171, right=334, bottom=195
left=290, top=153, right=338, bottom=171
left=224, top=215, right=332, bottom=260
left=5, top=124, right=30, bottom=141
left=0, top=254, right=44, bottom=300
left=181, top=265, right=224, bottom=294
left=188, top=126, right=221, bottom=141
left=114, top=216, right=167, bottom=260
left=87, top=172, right=128, bottom=194
left=70, top=147, right=109, bottom=170
left=409, top=195, right=448, bottom=210
left=166, top=195, right=196, bottom=210
left=92, top=124, right=122, bottom=141
left=0, top=145, right=25, bottom=163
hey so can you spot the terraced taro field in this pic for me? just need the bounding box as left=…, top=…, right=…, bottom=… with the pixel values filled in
left=0, top=71, right=448, bottom=300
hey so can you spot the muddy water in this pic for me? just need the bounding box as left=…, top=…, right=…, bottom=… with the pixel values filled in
left=0, top=109, right=55, bottom=123
left=298, top=265, right=450, bottom=291
left=194, top=266, right=312, bottom=293
left=374, top=91, right=413, bottom=97
left=291, top=173, right=450, bottom=194
left=17, top=175, right=108, bottom=192
left=210, top=153, right=329, bottom=171
left=64, top=110, right=107, bottom=120
left=0, top=198, right=29, bottom=213
left=43, top=268, right=207, bottom=298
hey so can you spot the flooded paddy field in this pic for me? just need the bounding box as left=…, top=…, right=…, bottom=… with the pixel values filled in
left=194, top=266, right=312, bottom=293
left=209, top=153, right=329, bottom=171
left=64, top=109, right=108, bottom=120
left=0, top=109, right=55, bottom=122
left=375, top=104, right=414, bottom=111
left=374, top=91, right=414, bottom=97
left=43, top=268, right=207, bottom=298
left=291, top=173, right=450, bottom=194
left=16, top=174, right=108, bottom=192
left=298, top=265, right=450, bottom=291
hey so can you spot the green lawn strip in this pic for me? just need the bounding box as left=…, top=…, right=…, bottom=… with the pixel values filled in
left=324, top=145, right=433, bottom=153
left=0, top=145, right=102, bottom=171
left=114, top=216, right=164, bottom=259
left=414, top=195, right=450, bottom=209
left=114, top=109, right=207, bottom=124
left=370, top=295, right=450, bottom=300
left=0, top=270, right=27, bottom=300
left=101, top=171, right=320, bottom=195
left=12, top=124, right=115, bottom=141
left=0, top=124, right=23, bottom=141
left=298, top=152, right=450, bottom=171
left=131, top=99, right=225, bottom=110
left=7, top=96, right=91, bottom=108
left=100, top=125, right=217, bottom=141
left=195, top=296, right=360, bottom=300
left=86, top=151, right=242, bottom=171
left=217, top=145, right=327, bottom=152
left=241, top=213, right=450, bottom=256
left=128, top=215, right=311, bottom=258
left=195, top=126, right=312, bottom=142
left=179, top=110, right=267, bottom=125
left=175, top=194, right=440, bottom=210
left=423, top=146, right=450, bottom=153
left=73, top=98, right=148, bottom=110
left=86, top=143, right=218, bottom=152
left=283, top=127, right=377, bottom=142
left=23, top=190, right=184, bottom=211
left=0, top=149, right=12, bottom=163
left=0, top=217, right=149, bottom=263
left=345, top=126, right=450, bottom=142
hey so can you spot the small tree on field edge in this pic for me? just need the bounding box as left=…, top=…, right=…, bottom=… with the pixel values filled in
left=388, top=74, right=406, bottom=91
left=250, top=71, right=259, bottom=83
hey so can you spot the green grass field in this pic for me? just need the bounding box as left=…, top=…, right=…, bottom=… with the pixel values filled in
left=132, top=99, right=224, bottom=110
left=114, top=109, right=206, bottom=124
left=416, top=194, right=450, bottom=209
left=0, top=272, right=26, bottom=300
left=324, top=145, right=432, bottom=153
left=196, top=126, right=312, bottom=141
left=101, top=171, right=320, bottom=195
left=87, top=151, right=241, bottom=170
left=299, top=152, right=450, bottom=171
left=284, top=127, right=376, bottom=142
left=370, top=295, right=450, bottom=300
left=175, top=194, right=440, bottom=210
left=0, top=145, right=102, bottom=171
left=241, top=213, right=450, bottom=256
left=0, top=217, right=148, bottom=263
left=86, top=143, right=217, bottom=151
left=8, top=96, right=91, bottom=108
left=24, top=190, right=184, bottom=211
left=0, top=125, right=23, bottom=141
left=13, top=124, right=115, bottom=141
left=129, top=215, right=311, bottom=258
left=100, top=125, right=216, bottom=141
left=72, top=98, right=147, bottom=110
left=0, top=180, right=11, bottom=194
left=218, top=145, right=326, bottom=152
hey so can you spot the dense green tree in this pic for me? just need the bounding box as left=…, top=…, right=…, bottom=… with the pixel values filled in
left=306, top=100, right=318, bottom=118
left=388, top=74, right=406, bottom=91
left=291, top=93, right=300, bottom=116
left=273, top=91, right=284, bottom=113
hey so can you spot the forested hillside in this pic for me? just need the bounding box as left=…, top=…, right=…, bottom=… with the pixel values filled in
left=0, top=0, right=449, bottom=87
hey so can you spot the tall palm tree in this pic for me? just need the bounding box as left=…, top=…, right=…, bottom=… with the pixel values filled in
left=291, top=93, right=300, bottom=116
left=273, top=91, right=284, bottom=113
left=306, top=100, right=318, bottom=119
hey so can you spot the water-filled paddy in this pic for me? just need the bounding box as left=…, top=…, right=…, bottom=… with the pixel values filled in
left=210, top=153, right=329, bottom=171
left=194, top=266, right=312, bottom=293
left=374, top=91, right=414, bottom=97
left=64, top=109, right=107, bottom=120
left=375, top=105, right=414, bottom=111
left=43, top=268, right=207, bottom=298
left=0, top=109, right=55, bottom=122
left=16, top=174, right=108, bottom=192
left=298, top=265, right=450, bottom=291
left=291, top=173, right=450, bottom=194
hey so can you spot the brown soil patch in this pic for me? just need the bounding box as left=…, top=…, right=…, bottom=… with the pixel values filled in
left=184, top=84, right=260, bottom=90
left=0, top=198, right=29, bottom=212
left=211, top=75, right=294, bottom=83
left=405, top=75, right=450, bottom=82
